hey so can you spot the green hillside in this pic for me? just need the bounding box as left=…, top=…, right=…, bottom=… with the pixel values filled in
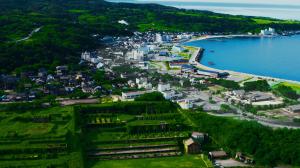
left=1, top=0, right=300, bottom=73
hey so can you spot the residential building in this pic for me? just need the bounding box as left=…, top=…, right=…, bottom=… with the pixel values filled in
left=288, top=104, right=300, bottom=113
left=191, top=132, right=205, bottom=143
left=183, top=138, right=201, bottom=154
left=209, top=151, right=227, bottom=160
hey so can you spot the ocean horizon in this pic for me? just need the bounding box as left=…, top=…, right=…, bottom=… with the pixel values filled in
left=107, top=0, right=300, bottom=20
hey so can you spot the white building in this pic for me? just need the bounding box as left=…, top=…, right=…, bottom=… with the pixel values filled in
left=288, top=104, right=300, bottom=113
left=126, top=49, right=144, bottom=61
left=177, top=99, right=194, bottom=109
left=118, top=20, right=129, bottom=25
left=158, top=83, right=170, bottom=92
left=156, top=33, right=163, bottom=43
left=172, top=45, right=185, bottom=53
left=121, top=90, right=153, bottom=100
left=81, top=51, right=101, bottom=64
left=136, top=78, right=153, bottom=90
left=156, top=33, right=172, bottom=43
left=260, top=27, right=276, bottom=36
left=162, top=90, right=176, bottom=100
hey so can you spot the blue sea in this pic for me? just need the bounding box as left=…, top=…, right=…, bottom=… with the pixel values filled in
left=184, top=35, right=300, bottom=81
left=107, top=0, right=300, bottom=20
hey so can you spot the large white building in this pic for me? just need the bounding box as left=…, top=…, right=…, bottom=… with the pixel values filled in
left=121, top=90, right=153, bottom=100
left=81, top=51, right=102, bottom=64
left=156, top=33, right=171, bottom=43
left=156, top=33, right=163, bottom=43
left=157, top=83, right=170, bottom=92
left=260, top=27, right=276, bottom=36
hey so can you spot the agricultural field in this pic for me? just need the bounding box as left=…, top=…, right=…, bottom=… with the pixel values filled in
left=89, top=154, right=213, bottom=168
left=0, top=101, right=216, bottom=168
left=0, top=106, right=84, bottom=168
left=273, top=82, right=300, bottom=94
left=76, top=102, right=193, bottom=162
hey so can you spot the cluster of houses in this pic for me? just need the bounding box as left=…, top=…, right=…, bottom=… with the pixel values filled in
left=121, top=80, right=198, bottom=109
left=183, top=132, right=253, bottom=165
left=0, top=65, right=111, bottom=102
left=224, top=90, right=282, bottom=106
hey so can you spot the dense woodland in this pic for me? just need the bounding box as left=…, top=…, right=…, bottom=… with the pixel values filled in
left=190, top=112, right=300, bottom=166
left=1, top=0, right=300, bottom=73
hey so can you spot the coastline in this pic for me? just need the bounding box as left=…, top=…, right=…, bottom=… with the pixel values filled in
left=184, top=34, right=300, bottom=85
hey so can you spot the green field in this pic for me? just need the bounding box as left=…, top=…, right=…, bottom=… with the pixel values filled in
left=89, top=155, right=213, bottom=168
left=0, top=105, right=84, bottom=168
left=273, top=82, right=300, bottom=94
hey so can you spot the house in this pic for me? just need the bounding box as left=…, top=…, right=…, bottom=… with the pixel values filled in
left=183, top=138, right=201, bottom=154
left=288, top=104, right=300, bottom=113
left=191, top=132, right=205, bottom=143
left=209, top=151, right=227, bottom=160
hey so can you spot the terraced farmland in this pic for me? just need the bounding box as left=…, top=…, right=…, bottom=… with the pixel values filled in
left=76, top=102, right=192, bottom=165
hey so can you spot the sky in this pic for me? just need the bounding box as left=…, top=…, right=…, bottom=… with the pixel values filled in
left=108, top=0, right=300, bottom=20
left=135, top=0, right=300, bottom=5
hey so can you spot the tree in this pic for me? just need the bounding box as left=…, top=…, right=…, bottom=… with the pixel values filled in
left=276, top=85, right=299, bottom=100
left=244, top=80, right=270, bottom=92
left=135, top=92, right=166, bottom=101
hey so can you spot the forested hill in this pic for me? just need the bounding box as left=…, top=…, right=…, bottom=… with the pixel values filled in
left=1, top=0, right=300, bottom=73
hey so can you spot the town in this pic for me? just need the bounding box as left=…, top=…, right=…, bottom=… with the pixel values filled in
left=1, top=30, right=300, bottom=124
left=1, top=30, right=300, bottom=167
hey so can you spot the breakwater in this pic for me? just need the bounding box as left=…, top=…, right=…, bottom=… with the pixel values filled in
left=189, top=47, right=204, bottom=64
left=195, top=48, right=204, bottom=62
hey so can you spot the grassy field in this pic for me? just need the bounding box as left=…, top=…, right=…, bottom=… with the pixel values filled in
left=89, top=155, right=213, bottom=168
left=273, top=82, right=300, bottom=94
left=0, top=105, right=84, bottom=168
